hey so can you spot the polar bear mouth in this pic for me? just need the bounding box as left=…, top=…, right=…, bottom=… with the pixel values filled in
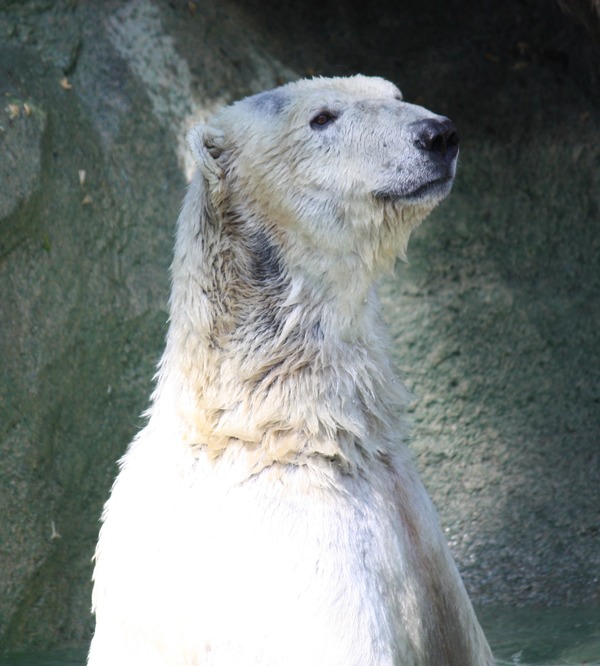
left=374, top=174, right=455, bottom=204
left=402, top=175, right=455, bottom=201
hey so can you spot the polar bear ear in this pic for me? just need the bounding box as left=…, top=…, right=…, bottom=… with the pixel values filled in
left=187, top=124, right=225, bottom=188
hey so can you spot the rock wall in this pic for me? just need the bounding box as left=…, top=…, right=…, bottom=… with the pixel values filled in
left=0, top=0, right=598, bottom=652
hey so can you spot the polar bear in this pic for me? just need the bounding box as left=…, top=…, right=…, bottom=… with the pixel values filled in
left=88, top=75, right=493, bottom=665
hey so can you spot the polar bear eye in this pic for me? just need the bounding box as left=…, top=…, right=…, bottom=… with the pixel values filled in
left=310, top=112, right=337, bottom=129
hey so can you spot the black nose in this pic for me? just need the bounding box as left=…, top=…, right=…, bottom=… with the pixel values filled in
left=413, top=117, right=459, bottom=161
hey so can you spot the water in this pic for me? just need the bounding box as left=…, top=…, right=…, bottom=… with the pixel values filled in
left=1, top=606, right=598, bottom=665
left=479, top=606, right=600, bottom=665
left=0, top=651, right=84, bottom=666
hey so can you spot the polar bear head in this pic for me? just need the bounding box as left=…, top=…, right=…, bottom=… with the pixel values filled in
left=166, top=76, right=459, bottom=463
left=187, top=75, right=458, bottom=272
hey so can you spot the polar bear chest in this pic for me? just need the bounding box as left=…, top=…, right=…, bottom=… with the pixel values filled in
left=92, top=435, right=426, bottom=665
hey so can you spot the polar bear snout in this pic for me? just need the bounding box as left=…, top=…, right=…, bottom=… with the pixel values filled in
left=374, top=113, right=459, bottom=205
left=412, top=117, right=460, bottom=164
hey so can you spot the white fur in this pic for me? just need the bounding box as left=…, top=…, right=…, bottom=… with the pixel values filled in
left=89, top=76, right=493, bottom=665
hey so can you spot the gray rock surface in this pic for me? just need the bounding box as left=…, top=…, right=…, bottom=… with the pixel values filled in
left=0, top=0, right=598, bottom=652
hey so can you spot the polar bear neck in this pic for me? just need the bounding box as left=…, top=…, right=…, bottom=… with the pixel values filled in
left=150, top=173, right=410, bottom=474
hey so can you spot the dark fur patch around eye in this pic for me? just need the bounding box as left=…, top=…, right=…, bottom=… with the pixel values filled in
left=249, top=91, right=288, bottom=115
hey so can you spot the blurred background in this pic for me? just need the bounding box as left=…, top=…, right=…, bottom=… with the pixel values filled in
left=0, top=0, right=599, bottom=660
